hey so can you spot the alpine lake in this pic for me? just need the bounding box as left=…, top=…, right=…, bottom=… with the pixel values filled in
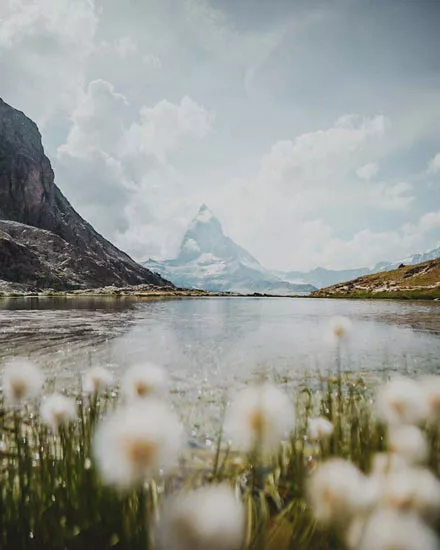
left=1, top=295, right=439, bottom=389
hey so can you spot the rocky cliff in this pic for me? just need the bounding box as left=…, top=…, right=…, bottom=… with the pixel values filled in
left=0, top=98, right=170, bottom=290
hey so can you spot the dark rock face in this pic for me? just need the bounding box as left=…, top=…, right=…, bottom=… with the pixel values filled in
left=0, top=98, right=170, bottom=289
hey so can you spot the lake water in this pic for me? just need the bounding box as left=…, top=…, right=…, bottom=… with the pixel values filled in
left=0, top=296, right=439, bottom=392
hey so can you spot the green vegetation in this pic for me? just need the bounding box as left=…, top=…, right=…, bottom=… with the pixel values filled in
left=1, top=374, right=439, bottom=550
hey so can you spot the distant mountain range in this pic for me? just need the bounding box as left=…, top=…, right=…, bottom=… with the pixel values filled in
left=144, top=205, right=316, bottom=295
left=276, top=247, right=440, bottom=289
left=374, top=247, right=440, bottom=272
left=144, top=204, right=440, bottom=293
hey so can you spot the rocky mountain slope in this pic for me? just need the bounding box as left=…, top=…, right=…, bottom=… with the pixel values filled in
left=312, top=258, right=440, bottom=299
left=144, top=205, right=316, bottom=295
left=0, top=98, right=170, bottom=290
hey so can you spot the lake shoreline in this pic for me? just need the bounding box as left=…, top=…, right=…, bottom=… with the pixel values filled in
left=1, top=287, right=439, bottom=301
left=311, top=288, right=440, bottom=301
left=1, top=278, right=440, bottom=302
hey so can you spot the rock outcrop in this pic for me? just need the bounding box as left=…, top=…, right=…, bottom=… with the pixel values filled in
left=0, top=98, right=170, bottom=290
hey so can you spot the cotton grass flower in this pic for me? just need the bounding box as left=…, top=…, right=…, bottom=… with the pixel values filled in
left=307, top=458, right=377, bottom=526
left=120, top=363, right=168, bottom=403
left=380, top=467, right=440, bottom=522
left=388, top=425, right=428, bottom=465
left=376, top=376, right=428, bottom=426
left=420, top=375, right=440, bottom=423
left=93, top=400, right=182, bottom=489
left=157, top=485, right=245, bottom=550
left=356, top=509, right=439, bottom=550
left=345, top=516, right=367, bottom=550
left=328, top=316, right=352, bottom=342
left=223, top=383, right=295, bottom=454
left=40, top=393, right=77, bottom=432
left=82, top=366, right=114, bottom=395
left=371, top=452, right=408, bottom=476
left=308, top=417, right=334, bottom=441
left=2, top=358, right=44, bottom=405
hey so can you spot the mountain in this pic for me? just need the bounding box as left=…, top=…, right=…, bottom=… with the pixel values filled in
left=144, top=205, right=316, bottom=294
left=312, top=257, right=440, bottom=300
left=275, top=267, right=371, bottom=289
left=278, top=247, right=440, bottom=289
left=373, top=247, right=440, bottom=272
left=0, top=98, right=170, bottom=290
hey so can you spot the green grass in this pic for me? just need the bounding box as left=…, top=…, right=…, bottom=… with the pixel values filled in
left=1, top=376, right=439, bottom=550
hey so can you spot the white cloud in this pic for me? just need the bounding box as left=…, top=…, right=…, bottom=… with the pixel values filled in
left=58, top=80, right=213, bottom=164
left=403, top=211, right=440, bottom=235
left=55, top=78, right=214, bottom=255
left=122, top=97, right=214, bottom=163
left=58, top=79, right=129, bottom=159
left=0, top=0, right=98, bottom=126
left=370, top=182, right=414, bottom=211
left=115, top=36, right=137, bottom=58
left=428, top=153, right=440, bottom=173
left=259, top=115, right=386, bottom=188
left=283, top=210, right=440, bottom=270
left=210, top=114, right=390, bottom=262
left=356, top=162, right=379, bottom=180
left=3, top=0, right=439, bottom=274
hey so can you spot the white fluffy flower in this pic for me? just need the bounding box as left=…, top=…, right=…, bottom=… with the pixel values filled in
left=380, top=467, right=440, bottom=522
left=223, top=383, right=295, bottom=454
left=420, top=375, right=440, bottom=423
left=40, top=393, right=77, bottom=431
left=120, top=363, right=168, bottom=402
left=2, top=358, right=44, bottom=405
left=356, top=509, right=439, bottom=550
left=388, top=425, right=428, bottom=465
left=157, top=485, right=245, bottom=550
left=371, top=452, right=408, bottom=476
left=308, top=417, right=334, bottom=441
left=93, top=400, right=182, bottom=489
left=307, top=458, right=377, bottom=526
left=328, top=316, right=352, bottom=342
left=82, top=366, right=114, bottom=395
left=376, top=376, right=428, bottom=426
left=345, top=516, right=367, bottom=550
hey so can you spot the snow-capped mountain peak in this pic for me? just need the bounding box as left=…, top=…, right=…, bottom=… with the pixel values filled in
left=144, top=205, right=316, bottom=294
left=193, top=203, right=214, bottom=224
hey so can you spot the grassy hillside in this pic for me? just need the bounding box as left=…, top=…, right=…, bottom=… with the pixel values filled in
left=312, top=258, right=440, bottom=300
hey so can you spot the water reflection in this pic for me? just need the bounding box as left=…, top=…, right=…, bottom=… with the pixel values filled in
left=0, top=297, right=439, bottom=388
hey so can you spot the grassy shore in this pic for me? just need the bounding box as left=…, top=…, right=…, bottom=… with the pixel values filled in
left=1, top=371, right=439, bottom=550
left=312, top=258, right=440, bottom=300
left=312, top=288, right=440, bottom=300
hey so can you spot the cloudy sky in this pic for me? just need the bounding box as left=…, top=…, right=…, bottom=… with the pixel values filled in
left=1, top=0, right=440, bottom=271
